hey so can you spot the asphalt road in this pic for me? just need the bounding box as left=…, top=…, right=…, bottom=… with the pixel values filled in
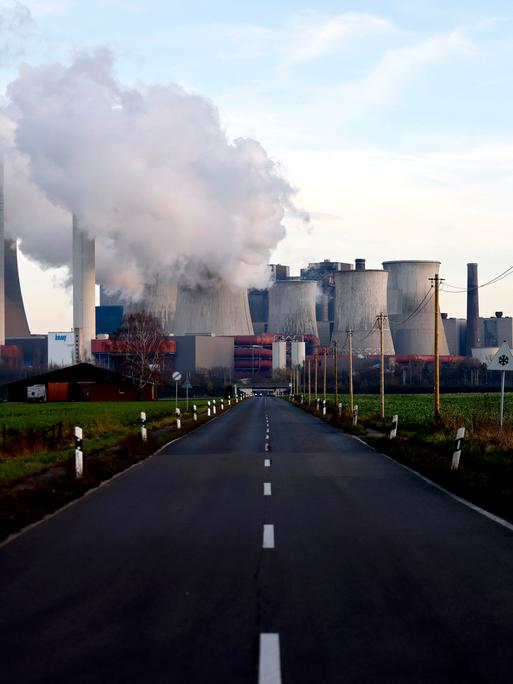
left=2, top=396, right=513, bottom=683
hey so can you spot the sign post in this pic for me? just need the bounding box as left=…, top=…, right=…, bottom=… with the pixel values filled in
left=172, top=371, right=182, bottom=414
left=487, top=342, right=513, bottom=430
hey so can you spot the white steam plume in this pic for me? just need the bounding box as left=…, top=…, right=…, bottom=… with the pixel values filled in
left=2, top=49, right=304, bottom=296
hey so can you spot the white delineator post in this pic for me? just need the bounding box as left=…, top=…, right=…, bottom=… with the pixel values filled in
left=322, top=399, right=327, bottom=416
left=193, top=404, right=198, bottom=422
left=221, top=399, right=224, bottom=411
left=390, top=414, right=399, bottom=439
left=213, top=399, right=217, bottom=415
left=140, top=412, right=147, bottom=442
left=72, top=214, right=96, bottom=363
left=451, top=427, right=465, bottom=470
left=316, top=398, right=320, bottom=412
left=338, top=402, right=342, bottom=417
left=207, top=401, right=211, bottom=417
left=352, top=405, right=359, bottom=426
left=74, top=426, right=83, bottom=478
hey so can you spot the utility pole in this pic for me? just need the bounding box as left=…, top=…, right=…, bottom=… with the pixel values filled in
left=323, top=348, right=327, bottom=400
left=333, top=340, right=338, bottom=406
left=314, top=353, right=318, bottom=398
left=348, top=329, right=354, bottom=414
left=429, top=274, right=443, bottom=420
left=377, top=313, right=386, bottom=419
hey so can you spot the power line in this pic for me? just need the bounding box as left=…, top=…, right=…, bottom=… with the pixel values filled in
left=442, top=265, right=513, bottom=293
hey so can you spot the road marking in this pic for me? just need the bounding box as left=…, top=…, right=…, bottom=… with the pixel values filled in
left=265, top=443, right=271, bottom=452
left=264, top=458, right=271, bottom=467
left=263, top=524, right=275, bottom=548
left=264, top=482, right=272, bottom=496
left=259, top=633, right=282, bottom=684
left=265, top=434, right=270, bottom=440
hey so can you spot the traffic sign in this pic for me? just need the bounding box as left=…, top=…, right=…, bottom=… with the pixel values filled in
left=172, top=371, right=182, bottom=382
left=487, top=342, right=513, bottom=372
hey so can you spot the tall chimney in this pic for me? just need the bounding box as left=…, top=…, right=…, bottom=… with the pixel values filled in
left=0, top=162, right=5, bottom=346
left=73, top=215, right=96, bottom=362
left=466, top=262, right=480, bottom=355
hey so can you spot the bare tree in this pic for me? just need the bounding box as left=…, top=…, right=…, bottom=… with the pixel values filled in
left=116, top=312, right=164, bottom=398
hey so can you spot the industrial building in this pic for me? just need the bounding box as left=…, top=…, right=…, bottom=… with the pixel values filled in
left=0, top=150, right=510, bottom=386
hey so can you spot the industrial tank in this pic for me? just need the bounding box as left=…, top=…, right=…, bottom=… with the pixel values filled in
left=331, top=270, right=395, bottom=355
left=382, top=260, right=449, bottom=355
left=173, top=280, right=254, bottom=336
left=267, top=280, right=318, bottom=337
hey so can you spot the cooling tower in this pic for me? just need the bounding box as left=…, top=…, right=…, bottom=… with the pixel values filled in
left=382, top=260, right=449, bottom=356
left=332, top=270, right=395, bottom=355
left=466, top=263, right=480, bottom=355
left=267, top=280, right=319, bottom=337
left=5, top=239, right=30, bottom=337
left=173, top=280, right=254, bottom=336
left=127, top=275, right=177, bottom=333
left=72, top=215, right=96, bottom=362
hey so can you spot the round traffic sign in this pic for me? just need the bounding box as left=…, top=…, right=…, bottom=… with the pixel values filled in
left=172, top=371, right=182, bottom=382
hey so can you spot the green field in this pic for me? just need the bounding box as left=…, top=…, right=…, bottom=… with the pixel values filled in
left=0, top=398, right=210, bottom=433
left=0, top=398, right=215, bottom=486
left=320, top=393, right=513, bottom=429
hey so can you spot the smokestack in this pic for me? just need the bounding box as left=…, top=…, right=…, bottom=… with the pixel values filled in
left=355, top=259, right=366, bottom=272
left=466, top=263, right=480, bottom=356
left=73, top=215, right=96, bottom=362
left=0, top=162, right=5, bottom=345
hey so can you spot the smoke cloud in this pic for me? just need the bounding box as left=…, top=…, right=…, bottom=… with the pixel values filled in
left=1, top=49, right=303, bottom=296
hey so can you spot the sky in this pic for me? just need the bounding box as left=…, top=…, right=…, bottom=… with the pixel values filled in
left=3, top=0, right=513, bottom=331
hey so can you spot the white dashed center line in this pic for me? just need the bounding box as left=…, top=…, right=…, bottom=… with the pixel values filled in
left=263, top=524, right=275, bottom=548
left=264, top=458, right=271, bottom=467
left=264, top=482, right=272, bottom=496
left=259, top=633, right=282, bottom=684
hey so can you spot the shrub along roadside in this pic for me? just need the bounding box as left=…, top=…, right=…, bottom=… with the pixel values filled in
left=289, top=396, right=513, bottom=525
left=0, top=401, right=237, bottom=543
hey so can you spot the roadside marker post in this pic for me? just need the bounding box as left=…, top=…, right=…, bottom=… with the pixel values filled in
left=74, top=426, right=83, bottom=479
left=390, top=414, right=399, bottom=439
left=213, top=399, right=217, bottom=415
left=207, top=401, right=211, bottom=417
left=316, top=398, right=320, bottom=412
left=352, top=405, right=359, bottom=426
left=451, top=427, right=465, bottom=470
left=193, top=404, right=198, bottom=422
left=221, top=399, right=224, bottom=411
left=140, top=412, right=147, bottom=442
left=322, top=399, right=327, bottom=416
left=338, top=402, right=342, bottom=417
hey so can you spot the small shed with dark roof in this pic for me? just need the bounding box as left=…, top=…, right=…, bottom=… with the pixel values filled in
left=4, top=363, right=157, bottom=402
